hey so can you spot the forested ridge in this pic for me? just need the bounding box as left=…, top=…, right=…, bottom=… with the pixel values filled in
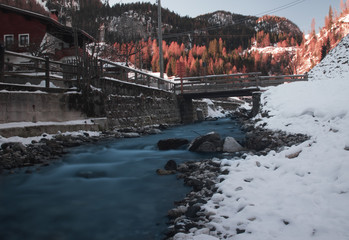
left=3, top=0, right=349, bottom=76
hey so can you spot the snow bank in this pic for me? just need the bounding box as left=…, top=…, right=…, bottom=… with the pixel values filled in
left=180, top=78, right=349, bottom=240
left=176, top=35, right=349, bottom=240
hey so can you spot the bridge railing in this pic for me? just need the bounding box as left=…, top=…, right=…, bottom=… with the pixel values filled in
left=0, top=49, right=175, bottom=93
left=98, top=59, right=175, bottom=92
left=173, top=72, right=262, bottom=94
left=0, top=48, right=307, bottom=95
left=172, top=72, right=308, bottom=95
left=258, top=74, right=308, bottom=87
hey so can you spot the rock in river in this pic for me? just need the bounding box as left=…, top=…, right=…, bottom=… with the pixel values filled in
left=189, top=132, right=222, bottom=152
left=157, top=138, right=189, bottom=150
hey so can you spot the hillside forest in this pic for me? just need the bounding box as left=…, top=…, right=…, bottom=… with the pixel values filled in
left=3, top=0, right=349, bottom=77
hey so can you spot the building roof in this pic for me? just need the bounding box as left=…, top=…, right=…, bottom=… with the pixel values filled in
left=0, top=3, right=96, bottom=45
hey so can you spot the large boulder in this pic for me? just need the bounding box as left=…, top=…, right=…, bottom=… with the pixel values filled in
left=223, top=137, right=244, bottom=152
left=189, top=132, right=223, bottom=152
left=157, top=138, right=189, bottom=150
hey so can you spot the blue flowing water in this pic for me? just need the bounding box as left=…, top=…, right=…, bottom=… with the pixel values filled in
left=0, top=118, right=244, bottom=240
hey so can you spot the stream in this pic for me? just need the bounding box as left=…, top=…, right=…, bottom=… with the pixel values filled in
left=0, top=118, right=244, bottom=240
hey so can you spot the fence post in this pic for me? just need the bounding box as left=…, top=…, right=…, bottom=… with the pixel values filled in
left=99, top=60, right=103, bottom=77
left=45, top=56, right=50, bottom=88
left=0, top=44, right=4, bottom=82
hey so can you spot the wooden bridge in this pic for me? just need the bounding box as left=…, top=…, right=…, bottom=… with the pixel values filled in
left=172, top=73, right=307, bottom=98
left=0, top=49, right=308, bottom=98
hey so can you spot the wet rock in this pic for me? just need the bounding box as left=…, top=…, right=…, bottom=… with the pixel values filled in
left=158, top=138, right=189, bottom=150
left=165, top=160, right=177, bottom=171
left=156, top=169, right=176, bottom=175
left=196, top=141, right=217, bottom=152
left=185, top=205, right=201, bottom=218
left=185, top=178, right=204, bottom=191
left=223, top=137, right=244, bottom=153
left=168, top=206, right=187, bottom=219
left=122, top=132, right=141, bottom=138
left=1, top=142, right=26, bottom=154
left=189, top=132, right=222, bottom=152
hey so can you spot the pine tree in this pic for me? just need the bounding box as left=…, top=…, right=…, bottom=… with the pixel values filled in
left=326, top=6, right=334, bottom=30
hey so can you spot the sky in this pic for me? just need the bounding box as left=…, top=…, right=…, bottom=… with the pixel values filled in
left=108, top=0, right=342, bottom=33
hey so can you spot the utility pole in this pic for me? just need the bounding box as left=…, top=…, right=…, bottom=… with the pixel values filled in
left=157, top=0, right=164, bottom=79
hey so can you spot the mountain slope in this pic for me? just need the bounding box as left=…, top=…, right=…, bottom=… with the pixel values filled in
left=309, top=33, right=349, bottom=80
left=297, top=12, right=349, bottom=74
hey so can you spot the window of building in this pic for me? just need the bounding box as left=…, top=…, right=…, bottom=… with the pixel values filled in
left=18, top=33, right=30, bottom=47
left=4, top=34, right=14, bottom=47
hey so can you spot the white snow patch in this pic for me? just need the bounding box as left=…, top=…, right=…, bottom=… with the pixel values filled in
left=202, top=99, right=226, bottom=118
left=0, top=119, right=104, bottom=145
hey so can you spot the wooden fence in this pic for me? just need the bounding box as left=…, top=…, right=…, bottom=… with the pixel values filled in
left=0, top=48, right=307, bottom=95
left=0, top=49, right=174, bottom=92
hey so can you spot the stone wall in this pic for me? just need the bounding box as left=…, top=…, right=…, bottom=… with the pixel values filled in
left=96, top=79, right=182, bottom=128
left=0, top=77, right=242, bottom=137
left=0, top=92, right=85, bottom=124
left=193, top=100, right=209, bottom=121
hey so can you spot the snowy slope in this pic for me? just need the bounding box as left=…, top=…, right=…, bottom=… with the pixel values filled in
left=175, top=25, right=349, bottom=240
left=308, top=33, right=349, bottom=80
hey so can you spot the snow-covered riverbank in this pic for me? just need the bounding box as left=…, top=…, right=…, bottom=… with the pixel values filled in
left=174, top=36, right=349, bottom=240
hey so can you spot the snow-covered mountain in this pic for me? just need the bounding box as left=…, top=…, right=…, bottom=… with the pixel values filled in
left=297, top=13, right=349, bottom=74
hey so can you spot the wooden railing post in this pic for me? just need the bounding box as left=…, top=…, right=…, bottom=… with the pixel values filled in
left=45, top=56, right=50, bottom=88
left=256, top=74, right=260, bottom=87
left=0, top=45, right=4, bottom=83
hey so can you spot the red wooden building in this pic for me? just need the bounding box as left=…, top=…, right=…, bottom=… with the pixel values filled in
left=0, top=3, right=95, bottom=60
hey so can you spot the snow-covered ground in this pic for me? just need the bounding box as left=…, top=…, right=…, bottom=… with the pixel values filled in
left=175, top=30, right=349, bottom=240
left=0, top=119, right=102, bottom=145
